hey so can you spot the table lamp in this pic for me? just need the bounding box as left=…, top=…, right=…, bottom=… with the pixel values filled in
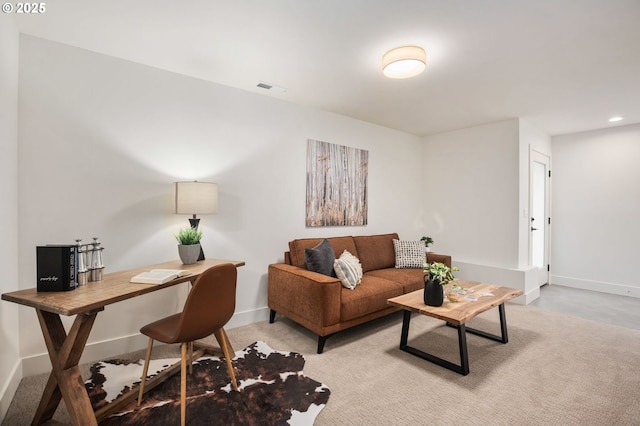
left=175, top=181, right=218, bottom=260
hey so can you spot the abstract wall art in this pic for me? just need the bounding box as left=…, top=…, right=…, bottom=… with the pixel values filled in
left=306, top=139, right=368, bottom=227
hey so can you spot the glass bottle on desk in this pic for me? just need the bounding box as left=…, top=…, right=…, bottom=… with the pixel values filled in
left=76, top=239, right=88, bottom=286
left=89, top=237, right=104, bottom=281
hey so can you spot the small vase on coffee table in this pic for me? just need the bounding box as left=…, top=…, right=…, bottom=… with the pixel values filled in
left=423, top=276, right=444, bottom=307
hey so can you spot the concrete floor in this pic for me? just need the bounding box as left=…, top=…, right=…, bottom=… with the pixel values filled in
left=530, top=284, right=640, bottom=331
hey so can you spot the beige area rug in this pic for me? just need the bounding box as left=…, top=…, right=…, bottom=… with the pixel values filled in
left=230, top=304, right=640, bottom=426
left=4, top=303, right=640, bottom=425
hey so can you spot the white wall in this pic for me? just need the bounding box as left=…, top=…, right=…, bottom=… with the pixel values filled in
left=14, top=35, right=424, bottom=375
left=551, top=124, right=640, bottom=297
left=0, top=16, right=21, bottom=420
left=421, top=119, right=546, bottom=303
left=422, top=119, right=520, bottom=265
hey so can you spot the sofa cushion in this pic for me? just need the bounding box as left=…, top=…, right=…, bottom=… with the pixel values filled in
left=365, top=268, right=425, bottom=294
left=393, top=239, right=425, bottom=268
left=353, top=233, right=399, bottom=273
left=340, top=275, right=403, bottom=322
left=334, top=250, right=363, bottom=290
left=304, top=239, right=336, bottom=277
left=289, top=236, right=358, bottom=269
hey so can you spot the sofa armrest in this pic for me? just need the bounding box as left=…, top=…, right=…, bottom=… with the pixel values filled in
left=268, top=263, right=342, bottom=328
left=426, top=253, right=452, bottom=269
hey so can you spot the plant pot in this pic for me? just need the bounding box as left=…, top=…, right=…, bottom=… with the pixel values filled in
left=423, top=276, right=443, bottom=306
left=178, top=244, right=201, bottom=265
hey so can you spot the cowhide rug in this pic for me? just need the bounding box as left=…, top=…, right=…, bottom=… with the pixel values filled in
left=85, top=341, right=330, bottom=425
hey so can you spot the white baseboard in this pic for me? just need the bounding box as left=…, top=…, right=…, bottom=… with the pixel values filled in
left=0, top=360, right=21, bottom=422
left=21, top=333, right=150, bottom=377
left=551, top=275, right=640, bottom=298
left=18, top=307, right=271, bottom=378
left=227, top=306, right=270, bottom=329
left=515, top=286, right=540, bottom=305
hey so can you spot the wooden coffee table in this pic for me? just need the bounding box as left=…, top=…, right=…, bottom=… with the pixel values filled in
left=387, top=281, right=522, bottom=375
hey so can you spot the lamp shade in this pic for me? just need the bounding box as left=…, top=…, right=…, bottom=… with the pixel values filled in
left=175, top=181, right=218, bottom=215
left=382, top=45, right=426, bottom=79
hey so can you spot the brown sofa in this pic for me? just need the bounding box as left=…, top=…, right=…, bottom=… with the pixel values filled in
left=268, top=233, right=451, bottom=353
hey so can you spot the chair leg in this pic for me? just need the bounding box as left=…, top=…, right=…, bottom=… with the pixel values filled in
left=214, top=329, right=238, bottom=391
left=220, top=328, right=235, bottom=354
left=181, top=342, right=187, bottom=426
left=188, top=341, right=193, bottom=375
left=137, top=337, right=154, bottom=406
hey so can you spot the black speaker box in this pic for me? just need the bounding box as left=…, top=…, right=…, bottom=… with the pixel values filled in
left=36, top=245, right=78, bottom=292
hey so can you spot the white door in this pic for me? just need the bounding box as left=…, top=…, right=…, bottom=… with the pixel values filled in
left=530, top=150, right=551, bottom=286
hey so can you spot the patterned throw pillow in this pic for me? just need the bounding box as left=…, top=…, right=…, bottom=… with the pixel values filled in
left=304, top=239, right=336, bottom=277
left=333, top=250, right=363, bottom=289
left=393, top=239, right=425, bottom=269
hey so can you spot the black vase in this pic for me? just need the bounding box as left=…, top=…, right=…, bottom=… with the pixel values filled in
left=423, top=276, right=443, bottom=306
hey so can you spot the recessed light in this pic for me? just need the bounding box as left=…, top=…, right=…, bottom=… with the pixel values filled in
left=608, top=116, right=623, bottom=122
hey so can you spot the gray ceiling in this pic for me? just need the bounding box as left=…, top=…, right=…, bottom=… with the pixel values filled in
left=14, top=0, right=640, bottom=137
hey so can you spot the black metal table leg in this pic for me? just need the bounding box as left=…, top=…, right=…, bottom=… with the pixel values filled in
left=498, top=303, right=509, bottom=343
left=399, top=309, right=469, bottom=375
left=456, top=303, right=509, bottom=343
left=457, top=324, right=469, bottom=375
left=400, top=310, right=412, bottom=348
left=398, top=303, right=511, bottom=376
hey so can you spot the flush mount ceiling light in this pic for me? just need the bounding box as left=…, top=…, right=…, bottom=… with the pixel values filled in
left=382, top=45, right=426, bottom=79
left=608, top=116, right=623, bottom=122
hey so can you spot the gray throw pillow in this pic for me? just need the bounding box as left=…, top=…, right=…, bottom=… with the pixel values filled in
left=304, top=239, right=337, bottom=277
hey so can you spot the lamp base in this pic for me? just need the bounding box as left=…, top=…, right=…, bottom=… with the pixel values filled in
left=188, top=217, right=205, bottom=261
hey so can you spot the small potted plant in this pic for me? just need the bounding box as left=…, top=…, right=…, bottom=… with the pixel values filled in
left=422, top=261, right=459, bottom=306
left=420, top=236, right=434, bottom=252
left=175, top=227, right=203, bottom=265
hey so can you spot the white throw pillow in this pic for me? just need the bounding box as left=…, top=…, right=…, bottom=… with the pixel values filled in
left=333, top=250, right=363, bottom=290
left=393, top=239, right=425, bottom=269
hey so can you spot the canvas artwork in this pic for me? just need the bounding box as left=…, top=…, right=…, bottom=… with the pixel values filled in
left=306, top=139, right=368, bottom=227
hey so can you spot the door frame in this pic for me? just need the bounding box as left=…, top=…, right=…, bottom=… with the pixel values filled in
left=529, top=148, right=551, bottom=286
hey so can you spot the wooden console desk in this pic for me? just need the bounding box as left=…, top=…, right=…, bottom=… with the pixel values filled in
left=1, top=258, right=245, bottom=426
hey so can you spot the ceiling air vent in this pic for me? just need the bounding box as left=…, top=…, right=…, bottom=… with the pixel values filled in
left=256, top=81, right=287, bottom=93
